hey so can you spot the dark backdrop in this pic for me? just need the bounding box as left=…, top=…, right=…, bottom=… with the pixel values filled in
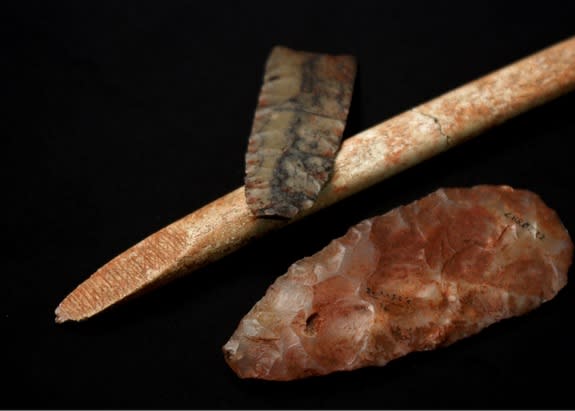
left=3, top=1, right=575, bottom=409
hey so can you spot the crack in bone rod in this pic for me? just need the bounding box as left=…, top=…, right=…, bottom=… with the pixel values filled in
left=55, top=36, right=575, bottom=323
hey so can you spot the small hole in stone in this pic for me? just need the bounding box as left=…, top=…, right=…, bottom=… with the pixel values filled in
left=305, top=312, right=319, bottom=335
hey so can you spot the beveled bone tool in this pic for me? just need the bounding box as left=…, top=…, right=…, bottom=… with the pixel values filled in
left=56, top=36, right=575, bottom=323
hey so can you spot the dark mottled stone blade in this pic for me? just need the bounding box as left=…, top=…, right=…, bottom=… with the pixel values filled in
left=245, top=46, right=357, bottom=218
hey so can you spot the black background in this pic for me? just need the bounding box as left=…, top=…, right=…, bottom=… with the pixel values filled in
left=3, top=1, right=575, bottom=409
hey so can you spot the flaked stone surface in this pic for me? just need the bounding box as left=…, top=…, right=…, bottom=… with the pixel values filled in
left=223, top=185, right=573, bottom=381
left=245, top=46, right=356, bottom=218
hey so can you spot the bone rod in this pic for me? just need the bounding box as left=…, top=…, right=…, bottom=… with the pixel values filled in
left=55, top=35, right=575, bottom=323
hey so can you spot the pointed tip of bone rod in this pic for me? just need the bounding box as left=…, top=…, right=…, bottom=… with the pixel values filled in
left=53, top=279, right=151, bottom=324
left=54, top=302, right=84, bottom=323
left=54, top=302, right=86, bottom=324
left=54, top=308, right=68, bottom=324
left=54, top=297, right=74, bottom=323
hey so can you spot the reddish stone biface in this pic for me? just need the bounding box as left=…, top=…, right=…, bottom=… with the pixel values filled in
left=223, top=185, right=573, bottom=380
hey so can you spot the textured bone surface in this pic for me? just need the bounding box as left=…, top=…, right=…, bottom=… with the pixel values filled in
left=245, top=46, right=356, bottom=218
left=223, top=185, right=573, bottom=381
left=55, top=36, right=575, bottom=323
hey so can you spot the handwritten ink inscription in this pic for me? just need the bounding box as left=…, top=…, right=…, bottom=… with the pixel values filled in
left=504, top=211, right=545, bottom=240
